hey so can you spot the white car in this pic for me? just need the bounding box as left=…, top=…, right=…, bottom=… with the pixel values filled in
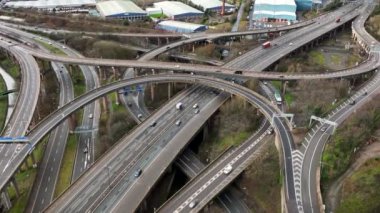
left=175, top=120, right=181, bottom=126
left=289, top=42, right=293, bottom=46
left=223, top=164, right=233, bottom=175
left=192, top=103, right=198, bottom=109
left=88, top=113, right=93, bottom=119
left=189, top=200, right=197, bottom=208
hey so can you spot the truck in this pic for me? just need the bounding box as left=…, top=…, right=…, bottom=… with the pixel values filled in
left=262, top=41, right=271, bottom=49
left=335, top=18, right=341, bottom=23
left=176, top=102, right=183, bottom=110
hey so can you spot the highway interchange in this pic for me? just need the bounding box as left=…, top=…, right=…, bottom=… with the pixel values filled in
left=0, top=0, right=378, bottom=212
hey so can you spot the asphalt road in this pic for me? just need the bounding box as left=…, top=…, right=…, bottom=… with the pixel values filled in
left=0, top=39, right=40, bottom=195
left=158, top=124, right=271, bottom=213
left=24, top=74, right=285, bottom=212
left=300, top=2, right=380, bottom=212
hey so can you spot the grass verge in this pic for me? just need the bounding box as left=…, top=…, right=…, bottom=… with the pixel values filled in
left=0, top=75, right=8, bottom=131
left=34, top=40, right=66, bottom=55
left=8, top=138, right=47, bottom=213
left=336, top=158, right=380, bottom=213
left=53, top=134, right=77, bottom=198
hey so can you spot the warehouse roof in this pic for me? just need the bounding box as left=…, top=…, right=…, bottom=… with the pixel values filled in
left=189, top=0, right=235, bottom=10
left=153, top=1, right=203, bottom=17
left=158, top=20, right=206, bottom=31
left=5, top=0, right=96, bottom=8
left=255, top=0, right=296, bottom=6
left=97, top=0, right=146, bottom=17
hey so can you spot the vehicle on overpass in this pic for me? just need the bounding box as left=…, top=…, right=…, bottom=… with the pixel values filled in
left=262, top=41, right=271, bottom=49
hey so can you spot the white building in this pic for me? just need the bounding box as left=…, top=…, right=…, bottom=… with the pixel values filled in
left=4, top=0, right=95, bottom=11
left=189, top=0, right=235, bottom=13
left=253, top=0, right=297, bottom=22
left=153, top=1, right=203, bottom=20
left=97, top=0, right=147, bottom=20
left=156, top=20, right=208, bottom=33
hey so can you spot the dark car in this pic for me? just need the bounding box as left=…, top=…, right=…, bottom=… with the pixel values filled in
left=134, top=169, right=142, bottom=178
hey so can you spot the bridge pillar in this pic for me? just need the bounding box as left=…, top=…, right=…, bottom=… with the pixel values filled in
left=168, top=83, right=171, bottom=100
left=30, top=152, right=37, bottom=168
left=1, top=189, right=11, bottom=211
left=203, top=121, right=209, bottom=142
left=150, top=84, right=155, bottom=101
left=10, top=177, right=20, bottom=198
left=166, top=37, right=169, bottom=44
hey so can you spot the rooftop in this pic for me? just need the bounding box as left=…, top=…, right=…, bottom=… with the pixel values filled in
left=5, top=0, right=96, bottom=8
left=157, top=20, right=206, bottom=31
left=255, top=0, right=296, bottom=6
left=97, top=0, right=146, bottom=17
left=153, top=1, right=203, bottom=16
left=189, top=0, right=235, bottom=10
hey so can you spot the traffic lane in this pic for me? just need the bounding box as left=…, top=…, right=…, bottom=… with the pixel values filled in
left=44, top=83, right=214, bottom=211
left=158, top=121, right=270, bottom=211
left=90, top=89, right=218, bottom=212
left=302, top=73, right=380, bottom=212
left=107, top=94, right=234, bottom=213
left=26, top=61, right=73, bottom=212
left=27, top=122, right=70, bottom=213
left=159, top=130, right=268, bottom=213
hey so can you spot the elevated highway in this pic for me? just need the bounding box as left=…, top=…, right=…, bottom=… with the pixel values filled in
left=300, top=2, right=380, bottom=212
left=14, top=74, right=293, bottom=212
left=0, top=40, right=40, bottom=207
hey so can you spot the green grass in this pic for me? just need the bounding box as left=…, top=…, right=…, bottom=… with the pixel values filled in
left=336, top=158, right=380, bottom=213
left=54, top=134, right=77, bottom=198
left=0, top=75, right=8, bottom=132
left=68, top=65, right=86, bottom=97
left=284, top=93, right=294, bottom=106
left=331, top=54, right=342, bottom=66
left=0, top=58, right=20, bottom=79
left=309, top=50, right=325, bottom=66
left=210, top=131, right=250, bottom=154
left=271, top=81, right=282, bottom=91
left=35, top=40, right=66, bottom=55
left=8, top=139, right=46, bottom=213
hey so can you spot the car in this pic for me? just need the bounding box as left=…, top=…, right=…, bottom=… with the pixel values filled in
left=150, top=121, right=157, bottom=127
left=263, top=81, right=268, bottom=85
left=175, top=120, right=181, bottom=126
left=349, top=100, right=356, bottom=105
left=223, top=164, right=233, bottom=175
left=88, top=113, right=93, bottom=119
left=127, top=102, right=132, bottom=107
left=134, top=169, right=142, bottom=178
left=166, top=46, right=170, bottom=49
left=175, top=65, right=180, bottom=68
left=83, top=147, right=88, bottom=153
left=189, top=200, right=198, bottom=209
left=194, top=109, right=200, bottom=114
left=266, top=128, right=274, bottom=134
left=289, top=42, right=293, bottom=46
left=59, top=70, right=62, bottom=73
left=320, top=127, right=327, bottom=132
left=62, top=46, right=66, bottom=49
left=193, top=103, right=198, bottom=109
left=363, top=91, right=368, bottom=96
left=48, top=42, right=52, bottom=45
left=137, top=114, right=143, bottom=119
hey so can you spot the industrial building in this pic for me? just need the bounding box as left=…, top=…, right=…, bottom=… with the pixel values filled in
left=295, top=0, right=313, bottom=10
left=156, top=20, right=207, bottom=33
left=4, top=0, right=95, bottom=11
left=96, top=0, right=147, bottom=20
left=253, top=0, right=297, bottom=22
left=153, top=1, right=203, bottom=20
left=189, top=0, right=235, bottom=13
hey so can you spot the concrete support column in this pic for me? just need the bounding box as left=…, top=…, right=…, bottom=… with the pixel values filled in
left=150, top=84, right=155, bottom=101
left=30, top=152, right=37, bottom=168
left=1, top=190, right=11, bottom=211
left=166, top=37, right=169, bottom=44
left=203, top=122, right=209, bottom=142
left=168, top=83, right=171, bottom=100
left=10, top=177, right=20, bottom=198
